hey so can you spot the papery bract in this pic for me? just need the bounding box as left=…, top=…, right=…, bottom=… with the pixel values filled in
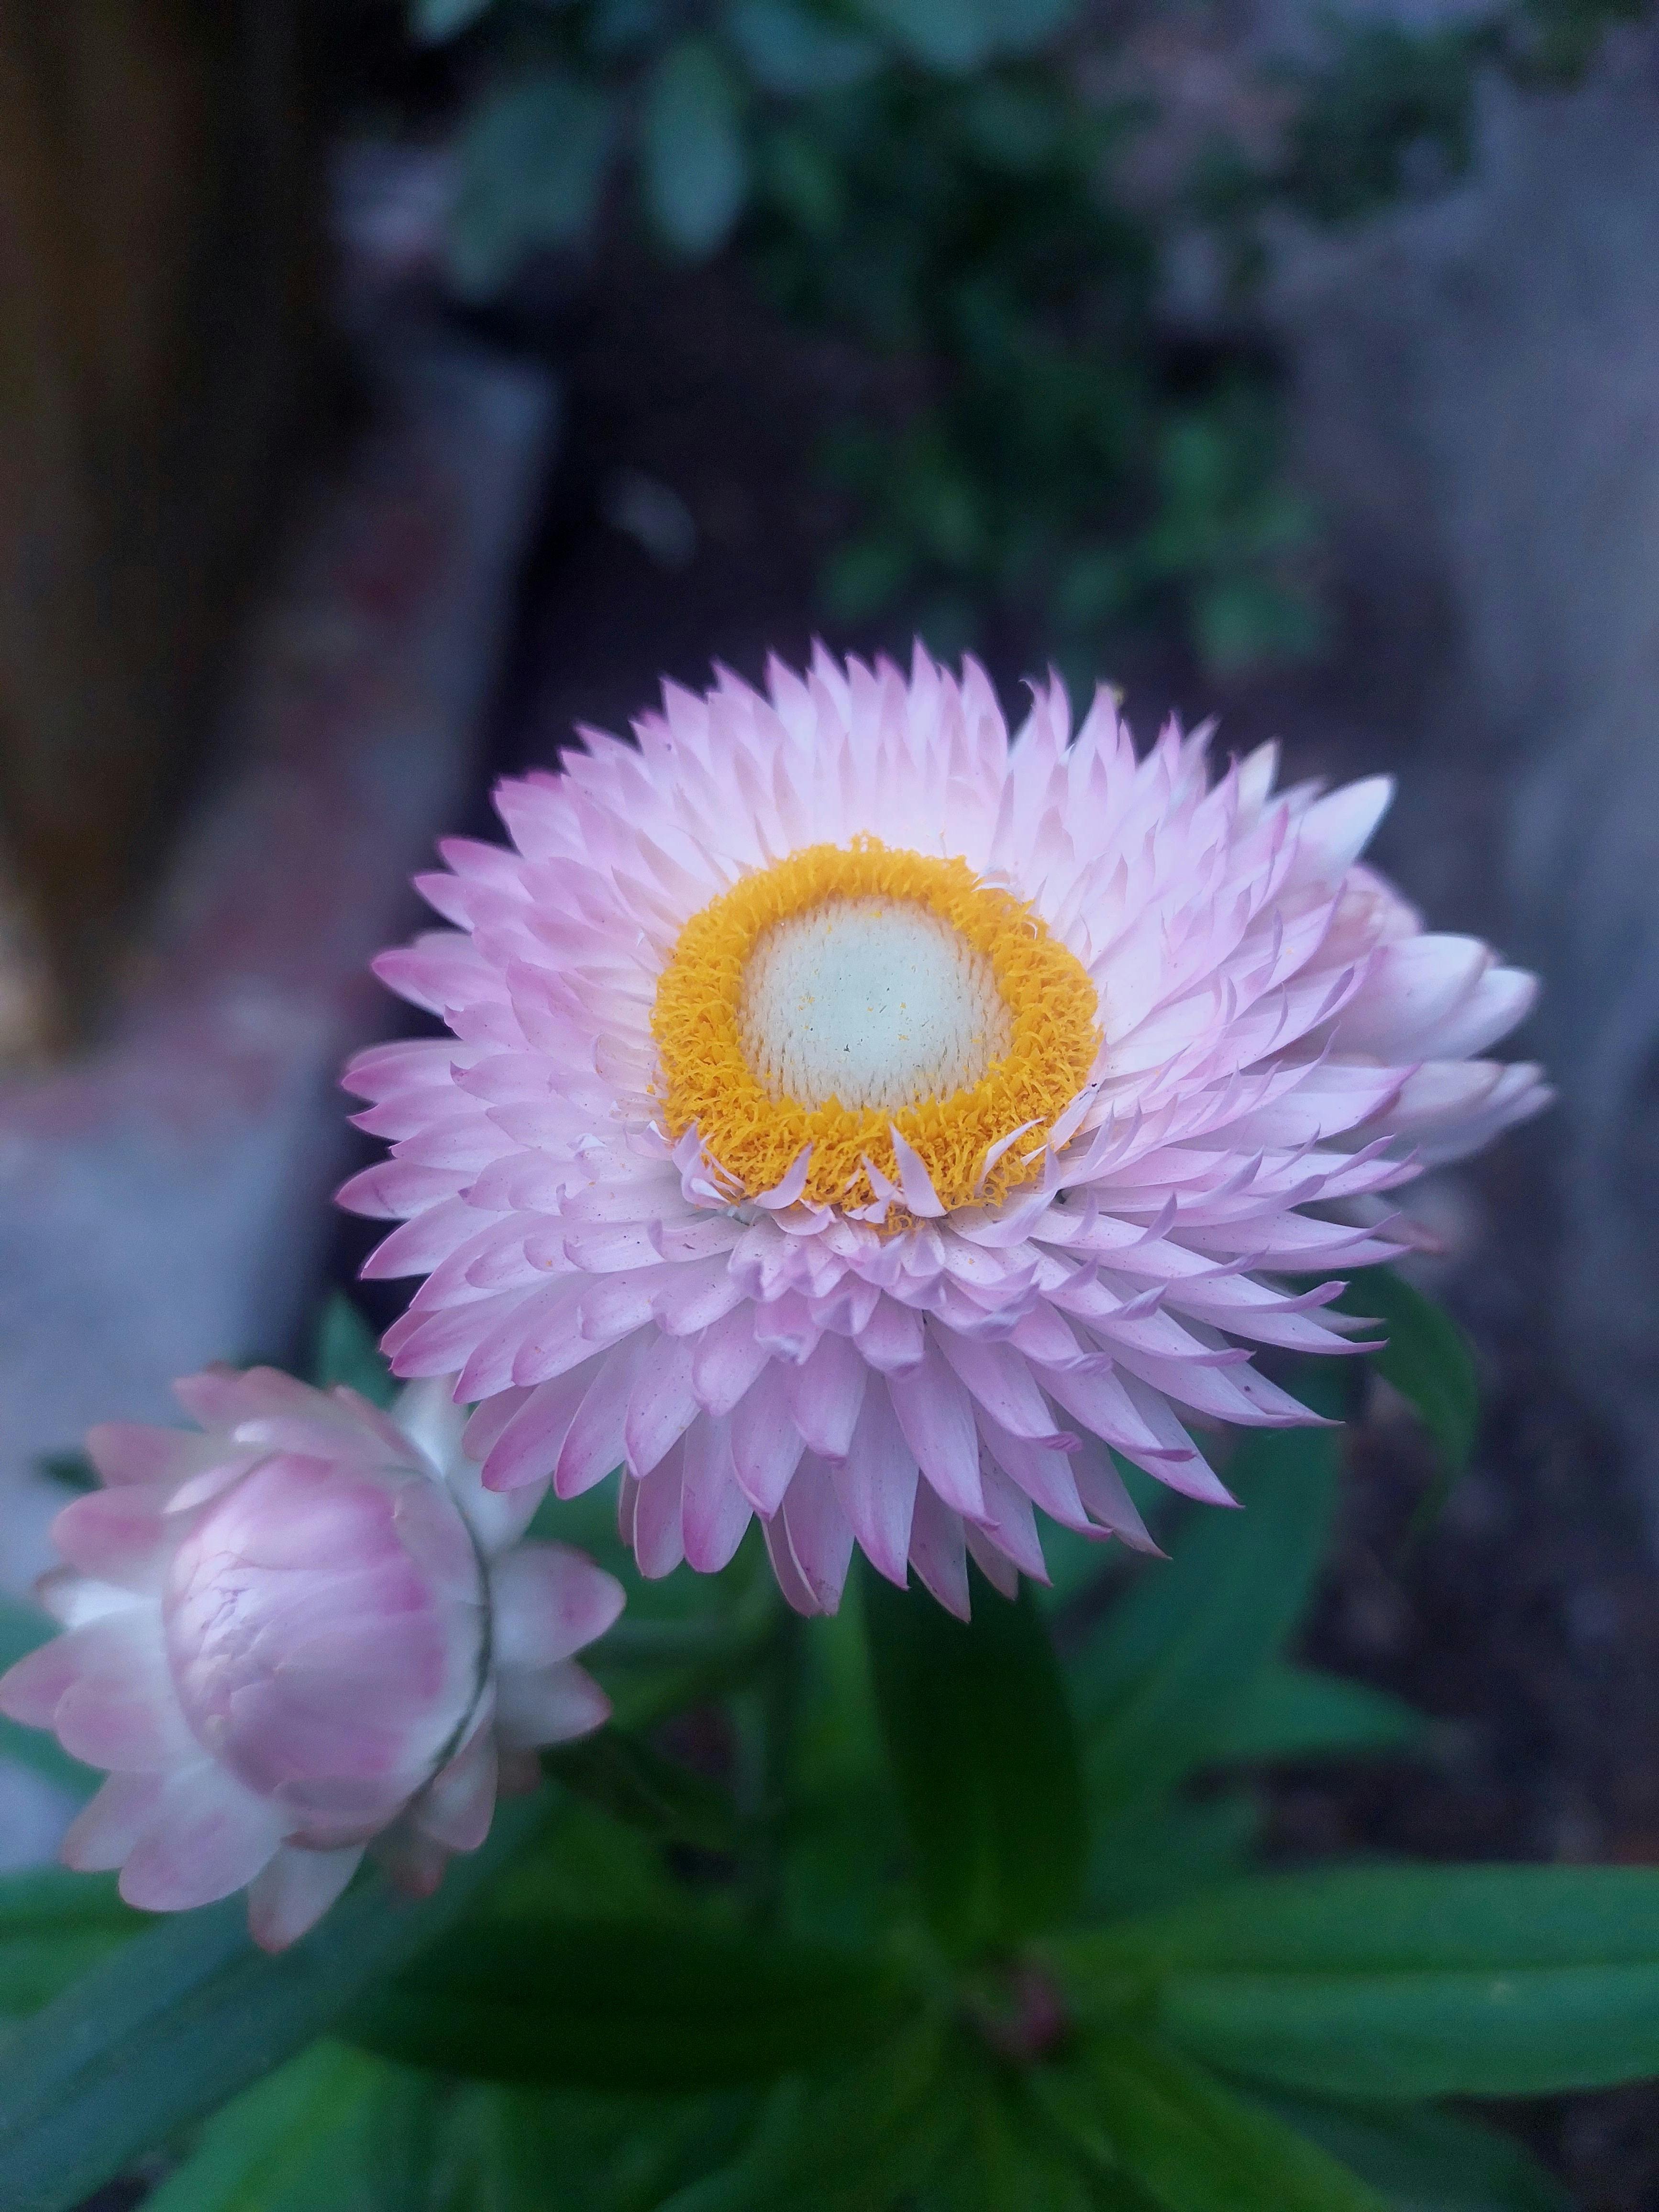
left=0, top=1369, right=623, bottom=1948
left=342, top=646, right=1548, bottom=1616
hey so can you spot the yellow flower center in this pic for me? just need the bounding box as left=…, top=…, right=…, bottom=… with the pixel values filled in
left=651, top=839, right=1100, bottom=1213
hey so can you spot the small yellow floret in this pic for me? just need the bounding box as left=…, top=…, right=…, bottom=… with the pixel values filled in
left=651, top=839, right=1100, bottom=1214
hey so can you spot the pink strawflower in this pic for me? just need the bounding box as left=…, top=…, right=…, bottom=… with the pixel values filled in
left=342, top=647, right=1548, bottom=1617
left=0, top=1369, right=623, bottom=1948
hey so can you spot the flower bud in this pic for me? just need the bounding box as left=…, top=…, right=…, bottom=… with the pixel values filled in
left=0, top=1368, right=623, bottom=1949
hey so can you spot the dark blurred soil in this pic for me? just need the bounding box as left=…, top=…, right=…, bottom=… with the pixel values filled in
left=335, top=243, right=1659, bottom=2210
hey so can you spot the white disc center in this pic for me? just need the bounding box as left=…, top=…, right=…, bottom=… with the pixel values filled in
left=739, top=895, right=1013, bottom=1112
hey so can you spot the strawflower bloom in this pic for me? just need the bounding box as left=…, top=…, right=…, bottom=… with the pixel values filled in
left=343, top=647, right=1548, bottom=1616
left=0, top=1369, right=622, bottom=1947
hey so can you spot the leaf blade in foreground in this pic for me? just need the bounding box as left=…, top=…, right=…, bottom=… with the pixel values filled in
left=0, top=1796, right=550, bottom=2212
left=1052, top=1864, right=1659, bottom=2098
left=347, top=1917, right=911, bottom=2092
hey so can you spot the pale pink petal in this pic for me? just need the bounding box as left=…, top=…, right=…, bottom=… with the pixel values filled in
left=624, top=1331, right=700, bottom=1476
left=779, top=1457, right=855, bottom=1614
left=62, top=1773, right=168, bottom=1872
left=681, top=1416, right=752, bottom=1572
left=763, top=1514, right=823, bottom=1617
left=786, top=1333, right=867, bottom=1458
left=729, top=1363, right=807, bottom=1514
left=247, top=1845, right=364, bottom=1952
left=692, top=1306, right=773, bottom=1416
left=631, top=1443, right=688, bottom=1579
left=964, top=1524, right=1021, bottom=1599
left=1294, top=775, right=1393, bottom=876
left=84, top=1422, right=194, bottom=1488
left=415, top=1726, right=498, bottom=1853
left=1067, top=1436, right=1162, bottom=1554
left=887, top=1337, right=985, bottom=1519
left=373, top=1820, right=450, bottom=1899
left=907, top=1484, right=970, bottom=1619
left=482, top=1360, right=606, bottom=1493
left=494, top=1660, right=611, bottom=1749
left=50, top=1487, right=172, bottom=1591
left=556, top=1335, right=650, bottom=1497
left=492, top=1542, right=625, bottom=1668
left=934, top=1328, right=1060, bottom=1442
left=973, top=1459, right=1047, bottom=1582
left=119, top=1764, right=285, bottom=1912
left=830, top=1384, right=918, bottom=1588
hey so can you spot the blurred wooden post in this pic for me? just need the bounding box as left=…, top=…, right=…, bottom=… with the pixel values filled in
left=0, top=0, right=323, bottom=1050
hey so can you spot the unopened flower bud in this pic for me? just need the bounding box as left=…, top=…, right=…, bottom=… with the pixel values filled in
left=0, top=1368, right=623, bottom=1948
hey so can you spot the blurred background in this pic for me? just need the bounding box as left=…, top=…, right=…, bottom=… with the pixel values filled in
left=3, top=0, right=1659, bottom=2197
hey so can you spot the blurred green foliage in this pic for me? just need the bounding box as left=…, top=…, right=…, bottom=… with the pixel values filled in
left=405, top=0, right=1648, bottom=677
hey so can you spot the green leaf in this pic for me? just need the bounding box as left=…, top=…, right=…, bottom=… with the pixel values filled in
left=439, top=2081, right=754, bottom=2212
left=1075, top=1425, right=1341, bottom=1819
left=544, top=1731, right=740, bottom=1854
left=0, top=1737, right=110, bottom=1806
left=32, top=1451, right=95, bottom=1495
left=410, top=0, right=494, bottom=40
left=1257, top=2094, right=1571, bottom=2212
left=820, top=533, right=915, bottom=623
left=1208, top=1662, right=1427, bottom=1766
left=861, top=1562, right=1085, bottom=1955
left=1052, top=1864, right=1659, bottom=2099
left=653, top=2022, right=949, bottom=2212
left=347, top=1918, right=912, bottom=2091
left=641, top=38, right=749, bottom=258
left=1086, top=1795, right=1261, bottom=1923
left=1194, top=576, right=1324, bottom=674
left=140, top=2043, right=389, bottom=2212
left=0, top=1598, right=54, bottom=1678
left=1069, top=2034, right=1389, bottom=2212
left=0, top=1795, right=551, bottom=2212
left=929, top=2056, right=1106, bottom=2212
left=311, top=1294, right=397, bottom=1409
left=0, top=1871, right=145, bottom=2021
left=1339, top=1268, right=1479, bottom=1501
left=725, top=2, right=881, bottom=94
left=1034, top=1520, right=1119, bottom=1609
left=852, top=0, right=1077, bottom=71
left=451, top=72, right=615, bottom=294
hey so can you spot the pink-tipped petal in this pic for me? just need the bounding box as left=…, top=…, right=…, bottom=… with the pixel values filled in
left=624, top=1331, right=700, bottom=1477
left=415, top=1726, right=498, bottom=1853
left=681, top=1416, right=753, bottom=1572
left=786, top=1333, right=868, bottom=1459
left=830, top=1385, right=918, bottom=1588
left=763, top=1513, right=824, bottom=1618
left=62, top=1773, right=167, bottom=1872
left=494, top=1660, right=611, bottom=1749
left=779, top=1456, right=855, bottom=1615
left=84, top=1422, right=193, bottom=1488
left=247, top=1845, right=364, bottom=1952
left=491, top=1543, right=626, bottom=1668
left=630, top=1444, right=689, bottom=1580
left=119, top=1765, right=284, bottom=1913
left=556, top=1335, right=650, bottom=1498
left=51, top=1488, right=172, bottom=1591
left=907, top=1484, right=971, bottom=1620
left=729, top=1363, right=807, bottom=1515
left=964, top=1524, right=1021, bottom=1600
left=887, top=1339, right=985, bottom=1520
